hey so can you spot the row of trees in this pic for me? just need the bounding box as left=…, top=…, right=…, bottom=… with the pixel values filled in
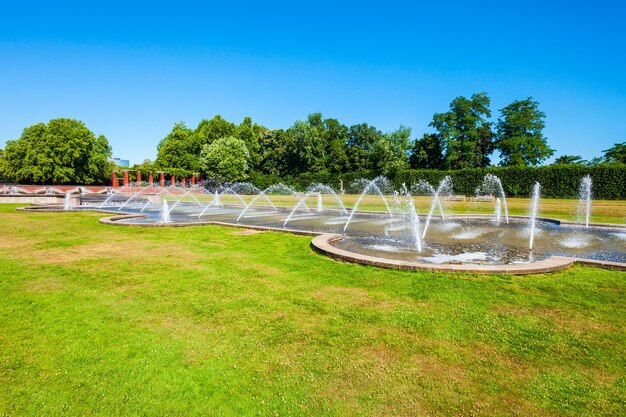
left=155, top=93, right=563, bottom=182
left=1, top=93, right=624, bottom=184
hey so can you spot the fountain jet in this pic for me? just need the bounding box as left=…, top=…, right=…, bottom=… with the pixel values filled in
left=577, top=175, right=592, bottom=228
left=528, top=182, right=541, bottom=251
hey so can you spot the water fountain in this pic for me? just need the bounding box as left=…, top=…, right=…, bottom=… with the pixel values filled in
left=415, top=176, right=452, bottom=239
left=528, top=182, right=541, bottom=252
left=25, top=175, right=624, bottom=268
left=494, top=198, right=502, bottom=223
left=236, top=184, right=292, bottom=222
left=577, top=175, right=592, bottom=228
left=63, top=192, right=72, bottom=211
left=476, top=174, right=509, bottom=224
left=343, top=176, right=393, bottom=233
left=159, top=199, right=171, bottom=223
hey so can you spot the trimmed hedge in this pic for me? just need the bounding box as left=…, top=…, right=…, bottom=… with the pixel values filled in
left=393, top=165, right=626, bottom=199
left=248, top=165, right=626, bottom=199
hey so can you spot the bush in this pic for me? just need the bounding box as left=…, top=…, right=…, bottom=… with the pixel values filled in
left=394, top=164, right=626, bottom=199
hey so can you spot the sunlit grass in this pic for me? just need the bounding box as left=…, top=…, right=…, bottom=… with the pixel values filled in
left=0, top=204, right=624, bottom=416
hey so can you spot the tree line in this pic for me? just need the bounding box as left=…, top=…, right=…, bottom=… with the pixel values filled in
left=0, top=92, right=624, bottom=185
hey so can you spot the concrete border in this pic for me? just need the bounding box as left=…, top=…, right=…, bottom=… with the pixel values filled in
left=15, top=204, right=626, bottom=274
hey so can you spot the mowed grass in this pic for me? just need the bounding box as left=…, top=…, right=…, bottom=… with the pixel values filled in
left=0, top=204, right=625, bottom=416
left=175, top=193, right=626, bottom=224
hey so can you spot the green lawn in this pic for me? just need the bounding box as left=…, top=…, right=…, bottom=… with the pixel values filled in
left=0, top=204, right=624, bottom=416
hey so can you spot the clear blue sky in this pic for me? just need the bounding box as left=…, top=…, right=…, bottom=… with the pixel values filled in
left=1, top=0, right=624, bottom=165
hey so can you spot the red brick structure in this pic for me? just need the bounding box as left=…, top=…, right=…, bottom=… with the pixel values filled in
left=136, top=171, right=142, bottom=186
left=123, top=171, right=129, bottom=187
left=112, top=171, right=119, bottom=187
left=148, top=173, right=153, bottom=186
left=181, top=178, right=186, bottom=188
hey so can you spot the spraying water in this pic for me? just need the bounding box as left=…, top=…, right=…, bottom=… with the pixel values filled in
left=283, top=196, right=313, bottom=227
left=416, top=176, right=453, bottom=239
left=343, top=177, right=393, bottom=233
left=477, top=174, right=509, bottom=224
left=236, top=184, right=292, bottom=222
left=160, top=199, right=171, bottom=223
left=407, top=199, right=422, bottom=252
left=528, top=182, right=541, bottom=251
left=307, top=184, right=348, bottom=214
left=63, top=192, right=72, bottom=210
left=577, top=175, right=592, bottom=228
left=494, top=198, right=501, bottom=223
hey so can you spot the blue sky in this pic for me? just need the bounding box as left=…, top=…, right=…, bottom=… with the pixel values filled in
left=1, top=1, right=624, bottom=165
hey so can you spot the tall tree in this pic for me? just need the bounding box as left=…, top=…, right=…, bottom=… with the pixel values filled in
left=346, top=123, right=384, bottom=174
left=495, top=98, right=553, bottom=166
left=0, top=118, right=111, bottom=184
left=200, top=136, right=250, bottom=182
left=285, top=115, right=326, bottom=174
left=553, top=155, right=586, bottom=165
left=155, top=122, right=199, bottom=172
left=430, top=92, right=494, bottom=169
left=193, top=115, right=236, bottom=149
left=374, top=126, right=411, bottom=176
left=409, top=133, right=445, bottom=169
left=602, top=142, right=626, bottom=164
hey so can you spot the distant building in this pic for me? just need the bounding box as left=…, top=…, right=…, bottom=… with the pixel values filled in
left=113, top=157, right=130, bottom=168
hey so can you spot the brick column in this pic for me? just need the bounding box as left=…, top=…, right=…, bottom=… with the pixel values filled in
left=123, top=170, right=129, bottom=187
left=136, top=171, right=141, bottom=186
left=181, top=178, right=186, bottom=188
left=159, top=172, right=165, bottom=187
left=148, top=173, right=153, bottom=186
left=190, top=175, right=195, bottom=186
left=112, top=171, right=119, bottom=187
left=170, top=174, right=176, bottom=186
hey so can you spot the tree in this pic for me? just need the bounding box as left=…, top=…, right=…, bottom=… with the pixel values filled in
left=553, top=155, right=586, bottom=165
left=285, top=116, right=326, bottom=174
left=409, top=133, right=445, bottom=169
left=430, top=92, right=494, bottom=169
left=0, top=118, right=111, bottom=184
left=495, top=98, right=553, bottom=166
left=200, top=136, right=250, bottom=182
left=193, top=115, right=236, bottom=149
left=258, top=129, right=289, bottom=176
left=155, top=122, right=199, bottom=172
left=346, top=123, right=384, bottom=173
left=603, top=142, right=626, bottom=164
left=374, top=126, right=411, bottom=176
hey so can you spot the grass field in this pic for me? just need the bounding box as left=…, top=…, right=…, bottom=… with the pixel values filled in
left=0, top=204, right=625, bottom=416
left=174, top=193, right=626, bottom=224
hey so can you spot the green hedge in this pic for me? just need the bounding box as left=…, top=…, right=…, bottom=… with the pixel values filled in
left=393, top=165, right=626, bottom=199
left=248, top=165, right=626, bottom=199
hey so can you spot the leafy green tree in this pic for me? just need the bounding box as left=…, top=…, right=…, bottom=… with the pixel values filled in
left=553, top=155, right=586, bottom=165
left=236, top=117, right=266, bottom=169
left=0, top=118, right=111, bottom=184
left=603, top=142, right=626, bottom=164
left=496, top=98, right=553, bottom=166
left=258, top=129, right=289, bottom=176
left=374, top=126, right=411, bottom=176
left=200, top=136, right=250, bottom=182
left=193, top=115, right=236, bottom=149
left=430, top=92, right=494, bottom=169
left=346, top=123, right=384, bottom=173
left=155, top=122, right=199, bottom=172
left=321, top=117, right=349, bottom=175
left=285, top=116, right=326, bottom=174
left=409, top=133, right=445, bottom=169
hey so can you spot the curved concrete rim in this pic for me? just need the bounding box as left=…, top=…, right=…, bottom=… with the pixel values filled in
left=16, top=204, right=626, bottom=274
